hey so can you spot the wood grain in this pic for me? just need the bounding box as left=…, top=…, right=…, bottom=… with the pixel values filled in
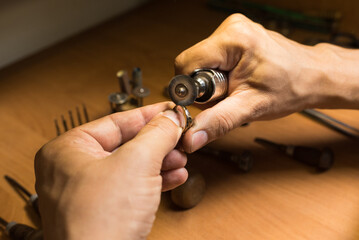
left=0, top=0, right=359, bottom=239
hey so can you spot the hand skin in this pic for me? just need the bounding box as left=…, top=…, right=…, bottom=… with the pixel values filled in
left=35, top=102, right=188, bottom=240
left=175, top=13, right=359, bottom=153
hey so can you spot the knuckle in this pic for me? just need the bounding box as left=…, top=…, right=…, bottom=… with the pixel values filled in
left=34, top=143, right=50, bottom=171
left=174, top=52, right=186, bottom=74
left=213, top=111, right=235, bottom=138
left=225, top=13, right=248, bottom=24
left=220, top=15, right=265, bottom=50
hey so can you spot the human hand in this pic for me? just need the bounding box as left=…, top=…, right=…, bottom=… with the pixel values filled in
left=175, top=14, right=339, bottom=153
left=35, top=102, right=187, bottom=240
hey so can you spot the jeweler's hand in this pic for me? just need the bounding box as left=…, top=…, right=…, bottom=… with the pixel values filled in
left=35, top=102, right=187, bottom=240
left=175, top=13, right=354, bottom=153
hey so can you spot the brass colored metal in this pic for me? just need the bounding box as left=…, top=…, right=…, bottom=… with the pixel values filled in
left=117, top=70, right=132, bottom=95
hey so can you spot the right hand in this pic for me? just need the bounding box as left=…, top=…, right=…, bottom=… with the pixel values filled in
left=175, top=13, right=349, bottom=153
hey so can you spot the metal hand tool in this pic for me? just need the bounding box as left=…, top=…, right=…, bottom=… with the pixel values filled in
left=198, top=146, right=253, bottom=172
left=54, top=104, right=90, bottom=136
left=168, top=69, right=228, bottom=106
left=0, top=217, right=43, bottom=240
left=255, top=138, right=334, bottom=171
left=301, top=109, right=359, bottom=140
left=170, top=171, right=206, bottom=209
left=4, top=176, right=39, bottom=216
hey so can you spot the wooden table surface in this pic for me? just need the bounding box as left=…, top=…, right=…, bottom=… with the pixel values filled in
left=1, top=0, right=359, bottom=239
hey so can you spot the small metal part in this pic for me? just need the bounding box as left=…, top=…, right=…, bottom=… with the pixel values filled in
left=0, top=216, right=8, bottom=228
left=55, top=106, right=91, bottom=135
left=4, top=220, right=43, bottom=240
left=76, top=107, right=82, bottom=125
left=169, top=75, right=198, bottom=106
left=54, top=119, right=61, bottom=136
left=132, top=86, right=150, bottom=107
left=108, top=92, right=129, bottom=112
left=132, top=67, right=142, bottom=89
left=68, top=110, right=75, bottom=128
left=82, top=104, right=89, bottom=122
left=117, top=70, right=132, bottom=95
left=173, top=105, right=193, bottom=133
left=61, top=115, right=68, bottom=131
left=255, top=137, right=334, bottom=171
left=168, top=69, right=228, bottom=106
left=170, top=171, right=206, bottom=209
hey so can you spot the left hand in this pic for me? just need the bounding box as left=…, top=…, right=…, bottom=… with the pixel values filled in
left=35, top=102, right=187, bottom=240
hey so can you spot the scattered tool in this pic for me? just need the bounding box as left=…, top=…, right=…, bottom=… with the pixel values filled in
left=4, top=176, right=39, bottom=216
left=54, top=104, right=89, bottom=136
left=132, top=86, right=150, bottom=107
left=109, top=68, right=151, bottom=111
left=171, top=171, right=206, bottom=209
left=131, top=67, right=143, bottom=89
left=117, top=70, right=132, bottom=95
left=301, top=109, right=359, bottom=140
left=255, top=138, right=334, bottom=171
left=198, top=147, right=253, bottom=172
left=168, top=69, right=228, bottom=106
left=108, top=92, right=129, bottom=112
left=0, top=217, right=43, bottom=240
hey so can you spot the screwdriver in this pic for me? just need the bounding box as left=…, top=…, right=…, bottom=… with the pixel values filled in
left=4, top=176, right=39, bottom=216
left=254, top=138, right=334, bottom=171
left=198, top=146, right=254, bottom=172
left=0, top=217, right=43, bottom=240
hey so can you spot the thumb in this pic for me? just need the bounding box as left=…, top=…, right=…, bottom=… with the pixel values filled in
left=112, top=110, right=184, bottom=175
left=182, top=93, right=260, bottom=153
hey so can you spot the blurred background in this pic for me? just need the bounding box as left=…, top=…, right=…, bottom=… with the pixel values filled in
left=1, top=0, right=359, bottom=70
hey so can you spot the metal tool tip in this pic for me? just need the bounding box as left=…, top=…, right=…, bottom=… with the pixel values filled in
left=116, top=70, right=126, bottom=78
left=175, top=84, right=188, bottom=97
left=0, top=216, right=8, bottom=227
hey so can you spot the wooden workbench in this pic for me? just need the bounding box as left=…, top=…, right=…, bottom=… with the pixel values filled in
left=1, top=0, right=359, bottom=239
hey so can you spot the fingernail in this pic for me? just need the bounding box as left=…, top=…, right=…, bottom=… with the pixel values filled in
left=191, top=130, right=208, bottom=152
left=163, top=110, right=182, bottom=128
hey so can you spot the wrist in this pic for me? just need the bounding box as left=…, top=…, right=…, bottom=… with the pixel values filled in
left=305, top=43, right=359, bottom=109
